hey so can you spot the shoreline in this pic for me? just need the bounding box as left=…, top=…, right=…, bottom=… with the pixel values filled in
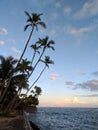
left=0, top=108, right=40, bottom=130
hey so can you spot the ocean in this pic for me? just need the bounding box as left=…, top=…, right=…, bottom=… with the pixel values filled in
left=28, top=107, right=98, bottom=130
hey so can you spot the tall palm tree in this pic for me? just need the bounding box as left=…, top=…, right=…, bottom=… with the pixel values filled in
left=30, top=44, right=40, bottom=65
left=15, top=56, right=54, bottom=108
left=0, top=55, right=18, bottom=103
left=17, top=11, right=46, bottom=65
left=28, top=36, right=55, bottom=78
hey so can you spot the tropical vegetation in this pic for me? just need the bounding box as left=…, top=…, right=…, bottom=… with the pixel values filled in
left=0, top=11, right=55, bottom=113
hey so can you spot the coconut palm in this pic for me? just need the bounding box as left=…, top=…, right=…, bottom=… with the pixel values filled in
left=15, top=56, right=54, bottom=108
left=17, top=11, right=46, bottom=65
left=25, top=56, right=54, bottom=95
left=0, top=55, right=18, bottom=103
left=30, top=44, right=40, bottom=65
left=28, top=36, right=55, bottom=78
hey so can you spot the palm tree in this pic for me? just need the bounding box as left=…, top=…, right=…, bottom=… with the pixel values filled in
left=0, top=55, right=18, bottom=103
left=15, top=56, right=54, bottom=108
left=28, top=36, right=55, bottom=78
left=30, top=44, right=40, bottom=65
left=5, top=74, right=29, bottom=112
left=17, top=11, right=46, bottom=65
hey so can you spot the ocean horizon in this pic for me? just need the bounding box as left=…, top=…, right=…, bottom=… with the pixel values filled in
left=28, top=107, right=98, bottom=130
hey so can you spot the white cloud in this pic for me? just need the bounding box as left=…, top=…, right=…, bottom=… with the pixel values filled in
left=50, top=29, right=57, bottom=37
left=11, top=47, right=21, bottom=53
left=55, top=2, right=61, bottom=8
left=0, top=27, right=8, bottom=35
left=8, top=39, right=16, bottom=44
left=74, top=70, right=86, bottom=75
left=51, top=12, right=58, bottom=20
left=64, top=7, right=72, bottom=15
left=0, top=41, right=4, bottom=45
left=68, top=25, right=94, bottom=37
left=74, top=0, right=98, bottom=19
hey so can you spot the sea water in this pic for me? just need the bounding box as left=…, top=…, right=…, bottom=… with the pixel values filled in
left=28, top=107, right=98, bottom=130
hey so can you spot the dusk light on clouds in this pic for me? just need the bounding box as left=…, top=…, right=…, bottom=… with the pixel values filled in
left=0, top=0, right=98, bottom=107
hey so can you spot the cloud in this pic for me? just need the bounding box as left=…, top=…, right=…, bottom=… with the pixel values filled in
left=8, top=39, right=16, bottom=44
left=65, top=81, right=74, bottom=86
left=67, top=25, right=94, bottom=37
left=49, top=29, right=57, bottom=37
left=0, top=41, right=4, bottom=45
left=74, top=0, right=98, bottom=19
left=92, top=71, right=98, bottom=76
left=78, top=94, right=98, bottom=97
left=0, top=27, right=8, bottom=35
left=73, top=70, right=86, bottom=75
left=11, top=47, right=21, bottom=53
left=55, top=2, right=61, bottom=8
left=64, top=7, right=72, bottom=15
left=64, top=96, right=86, bottom=105
left=74, top=79, right=98, bottom=91
left=50, top=74, right=60, bottom=80
left=51, top=13, right=58, bottom=20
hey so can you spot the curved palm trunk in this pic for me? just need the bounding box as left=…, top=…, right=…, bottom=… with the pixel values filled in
left=15, top=65, right=46, bottom=109
left=31, top=51, right=36, bottom=65
left=17, top=27, right=34, bottom=65
left=0, top=27, right=34, bottom=105
left=28, top=47, right=46, bottom=79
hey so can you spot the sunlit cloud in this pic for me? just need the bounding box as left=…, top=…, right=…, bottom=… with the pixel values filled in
left=74, top=79, right=98, bottom=91
left=64, top=7, right=72, bottom=15
left=64, top=96, right=86, bottom=105
left=50, top=74, right=60, bottom=80
left=55, top=2, right=61, bottom=8
left=65, top=81, right=74, bottom=86
left=73, top=70, right=86, bottom=75
left=0, top=41, right=4, bottom=45
left=0, top=27, right=8, bottom=35
left=11, top=47, right=21, bottom=54
left=74, top=0, right=98, bottom=19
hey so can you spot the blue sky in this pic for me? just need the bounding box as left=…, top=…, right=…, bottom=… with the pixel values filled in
left=0, top=0, right=98, bottom=107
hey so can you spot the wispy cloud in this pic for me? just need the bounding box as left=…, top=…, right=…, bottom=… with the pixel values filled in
left=67, top=25, right=94, bottom=37
left=50, top=74, right=60, bottom=80
left=65, top=81, right=74, bottom=86
left=0, top=40, right=4, bottom=45
left=55, top=2, right=61, bottom=8
left=74, top=79, right=98, bottom=91
left=0, top=27, right=8, bottom=35
left=74, top=0, right=98, bottom=19
left=64, top=6, right=72, bottom=15
left=49, top=29, right=57, bottom=37
left=78, top=94, right=98, bottom=97
left=11, top=47, right=21, bottom=54
left=51, top=12, right=58, bottom=20
left=92, top=71, right=98, bottom=76
left=73, top=70, right=86, bottom=75
left=8, top=39, right=16, bottom=44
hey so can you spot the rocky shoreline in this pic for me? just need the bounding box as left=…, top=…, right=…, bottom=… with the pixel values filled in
left=0, top=107, right=40, bottom=130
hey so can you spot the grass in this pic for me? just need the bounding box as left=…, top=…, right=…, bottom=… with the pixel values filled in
left=0, top=112, right=16, bottom=118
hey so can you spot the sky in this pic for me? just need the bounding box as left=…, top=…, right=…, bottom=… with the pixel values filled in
left=0, top=0, right=98, bottom=107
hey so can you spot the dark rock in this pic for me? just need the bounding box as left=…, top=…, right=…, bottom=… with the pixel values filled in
left=29, top=121, right=40, bottom=130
